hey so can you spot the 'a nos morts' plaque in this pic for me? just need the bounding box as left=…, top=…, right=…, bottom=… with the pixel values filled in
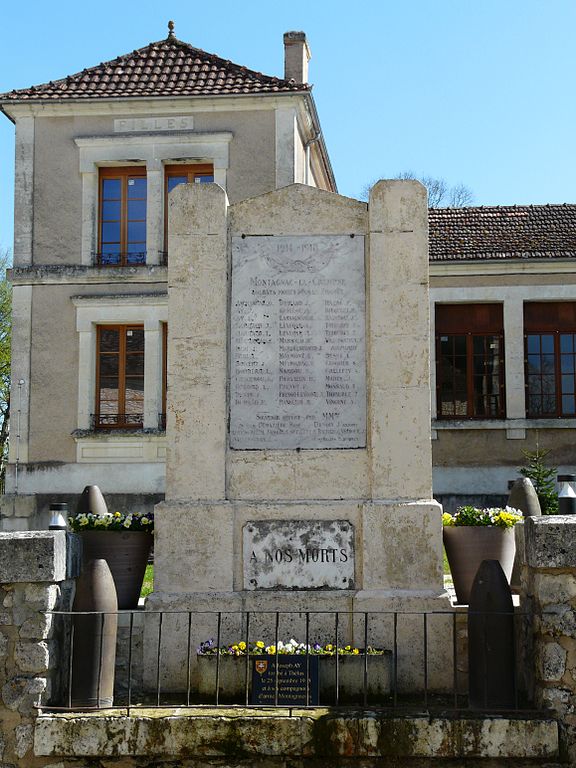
left=230, top=235, right=366, bottom=449
left=243, top=520, right=355, bottom=590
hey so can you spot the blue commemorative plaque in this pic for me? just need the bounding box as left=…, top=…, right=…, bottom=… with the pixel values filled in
left=251, top=654, right=319, bottom=705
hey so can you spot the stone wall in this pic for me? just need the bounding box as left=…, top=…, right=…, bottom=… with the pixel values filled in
left=0, top=531, right=80, bottom=768
left=522, top=515, right=576, bottom=764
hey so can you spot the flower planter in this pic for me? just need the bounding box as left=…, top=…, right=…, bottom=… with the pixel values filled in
left=443, top=526, right=516, bottom=605
left=196, top=652, right=392, bottom=704
left=80, top=531, right=152, bottom=609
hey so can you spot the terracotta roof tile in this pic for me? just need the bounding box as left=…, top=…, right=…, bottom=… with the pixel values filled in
left=0, top=36, right=308, bottom=102
left=429, top=204, right=576, bottom=261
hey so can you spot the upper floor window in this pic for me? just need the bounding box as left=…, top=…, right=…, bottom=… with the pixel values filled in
left=98, top=168, right=147, bottom=266
left=525, top=302, right=576, bottom=418
left=436, top=304, right=505, bottom=419
left=95, top=325, right=144, bottom=429
left=163, top=164, right=214, bottom=251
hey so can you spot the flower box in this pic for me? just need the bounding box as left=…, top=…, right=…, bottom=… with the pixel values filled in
left=196, top=652, right=392, bottom=704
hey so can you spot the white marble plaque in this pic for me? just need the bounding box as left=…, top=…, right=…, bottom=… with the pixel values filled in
left=230, top=235, right=366, bottom=449
left=243, top=520, right=355, bottom=590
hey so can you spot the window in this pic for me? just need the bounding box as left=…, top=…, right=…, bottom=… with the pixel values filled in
left=525, top=302, right=576, bottom=418
left=164, top=164, right=213, bottom=250
left=436, top=304, right=505, bottom=419
left=95, top=325, right=144, bottom=428
left=98, top=168, right=147, bottom=265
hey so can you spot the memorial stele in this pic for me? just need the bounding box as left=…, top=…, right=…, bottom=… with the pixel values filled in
left=148, top=180, right=451, bottom=687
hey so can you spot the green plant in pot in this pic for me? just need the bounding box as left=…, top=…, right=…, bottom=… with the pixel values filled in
left=442, top=505, right=522, bottom=605
left=69, top=485, right=154, bottom=609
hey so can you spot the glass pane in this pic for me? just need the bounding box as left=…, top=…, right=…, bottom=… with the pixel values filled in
left=100, top=251, right=120, bottom=265
left=528, top=394, right=542, bottom=416
left=561, top=355, right=575, bottom=374
left=560, top=334, right=574, bottom=354
left=102, top=200, right=121, bottom=220
left=526, top=335, right=540, bottom=354
left=168, top=175, right=187, bottom=193
left=195, top=175, right=214, bottom=183
left=126, top=329, right=144, bottom=351
left=127, top=221, right=146, bottom=243
left=99, top=328, right=119, bottom=352
left=98, top=379, right=119, bottom=409
left=562, top=374, right=575, bottom=394
left=527, top=354, right=541, bottom=373
left=128, top=199, right=146, bottom=220
left=527, top=376, right=542, bottom=395
left=125, top=355, right=144, bottom=376
left=562, top=395, right=576, bottom=415
left=126, top=246, right=146, bottom=264
left=454, top=336, right=466, bottom=356
left=127, top=177, right=146, bottom=198
left=541, top=354, right=556, bottom=374
left=542, top=374, right=556, bottom=394
left=541, top=335, right=554, bottom=354
left=101, top=222, right=121, bottom=243
left=102, top=178, right=121, bottom=198
left=125, top=378, right=144, bottom=408
left=99, top=355, right=119, bottom=377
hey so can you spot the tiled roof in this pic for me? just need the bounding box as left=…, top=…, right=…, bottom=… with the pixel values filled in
left=429, top=204, right=576, bottom=261
left=0, top=36, right=309, bottom=102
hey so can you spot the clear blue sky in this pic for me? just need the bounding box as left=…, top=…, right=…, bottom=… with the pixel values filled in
left=1, top=0, right=575, bottom=252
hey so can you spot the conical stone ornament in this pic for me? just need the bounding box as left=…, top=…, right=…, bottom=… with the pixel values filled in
left=76, top=485, right=109, bottom=517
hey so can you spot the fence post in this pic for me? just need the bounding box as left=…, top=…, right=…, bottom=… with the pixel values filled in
left=0, top=531, right=80, bottom=766
left=522, top=516, right=576, bottom=763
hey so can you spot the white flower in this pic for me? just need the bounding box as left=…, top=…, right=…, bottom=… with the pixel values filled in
left=141, top=517, right=149, bottom=525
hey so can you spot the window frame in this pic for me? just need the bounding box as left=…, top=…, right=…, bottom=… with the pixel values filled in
left=95, top=324, right=145, bottom=430
left=435, top=304, right=506, bottom=420
left=163, top=163, right=214, bottom=251
left=525, top=302, right=576, bottom=419
left=98, top=167, right=147, bottom=266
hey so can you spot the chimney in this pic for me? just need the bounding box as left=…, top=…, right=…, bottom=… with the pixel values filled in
left=283, top=31, right=311, bottom=84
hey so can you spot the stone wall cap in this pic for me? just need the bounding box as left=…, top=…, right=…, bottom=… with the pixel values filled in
left=525, top=515, right=576, bottom=569
left=0, top=531, right=81, bottom=583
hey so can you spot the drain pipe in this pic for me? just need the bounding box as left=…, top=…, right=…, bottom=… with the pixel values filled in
left=14, top=379, right=24, bottom=497
left=304, top=130, right=321, bottom=186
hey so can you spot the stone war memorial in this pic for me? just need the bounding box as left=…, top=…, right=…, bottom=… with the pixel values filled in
left=147, top=179, right=453, bottom=690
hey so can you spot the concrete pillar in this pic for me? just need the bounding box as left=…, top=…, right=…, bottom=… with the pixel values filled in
left=367, top=180, right=432, bottom=500
left=164, top=183, right=229, bottom=500
left=146, top=161, right=163, bottom=265
left=13, top=117, right=34, bottom=266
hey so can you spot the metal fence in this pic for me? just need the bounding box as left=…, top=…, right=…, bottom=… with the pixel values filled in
left=43, top=608, right=537, bottom=716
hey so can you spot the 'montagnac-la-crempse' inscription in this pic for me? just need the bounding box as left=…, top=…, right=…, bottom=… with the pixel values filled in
left=230, top=235, right=366, bottom=449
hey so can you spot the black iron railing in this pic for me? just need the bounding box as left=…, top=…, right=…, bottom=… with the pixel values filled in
left=92, top=252, right=148, bottom=267
left=91, top=413, right=144, bottom=430
left=42, top=608, right=538, bottom=715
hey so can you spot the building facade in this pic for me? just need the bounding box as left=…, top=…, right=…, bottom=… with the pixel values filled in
left=1, top=27, right=575, bottom=528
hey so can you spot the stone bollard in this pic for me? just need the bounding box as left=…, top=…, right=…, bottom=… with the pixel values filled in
left=0, top=531, right=80, bottom=766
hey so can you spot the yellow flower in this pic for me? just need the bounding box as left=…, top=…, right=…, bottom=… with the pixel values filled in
left=345, top=645, right=351, bottom=651
left=238, top=641, right=246, bottom=651
left=266, top=645, right=276, bottom=655
left=325, top=644, right=333, bottom=651
left=256, top=641, right=265, bottom=649
left=114, top=511, right=122, bottom=517
left=231, top=645, right=239, bottom=651
left=353, top=648, right=359, bottom=655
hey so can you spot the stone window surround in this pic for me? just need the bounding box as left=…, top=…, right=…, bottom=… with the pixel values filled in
left=72, top=294, right=167, bottom=436
left=431, top=284, right=576, bottom=438
left=74, top=132, right=233, bottom=266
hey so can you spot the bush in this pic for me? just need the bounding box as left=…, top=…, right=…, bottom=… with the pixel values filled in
left=519, top=447, right=559, bottom=515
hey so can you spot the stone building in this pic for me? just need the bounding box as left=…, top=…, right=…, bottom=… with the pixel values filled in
left=1, top=26, right=575, bottom=528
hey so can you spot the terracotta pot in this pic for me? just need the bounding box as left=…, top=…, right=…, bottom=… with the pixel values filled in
left=80, top=531, right=152, bottom=609
left=443, top=526, right=516, bottom=605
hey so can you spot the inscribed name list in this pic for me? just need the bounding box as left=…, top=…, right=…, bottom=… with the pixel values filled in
left=230, top=235, right=366, bottom=449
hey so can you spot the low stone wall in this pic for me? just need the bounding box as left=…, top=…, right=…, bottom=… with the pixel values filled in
left=0, top=531, right=80, bottom=768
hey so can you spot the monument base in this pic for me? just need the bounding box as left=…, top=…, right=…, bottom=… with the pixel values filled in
left=147, top=497, right=452, bottom=692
